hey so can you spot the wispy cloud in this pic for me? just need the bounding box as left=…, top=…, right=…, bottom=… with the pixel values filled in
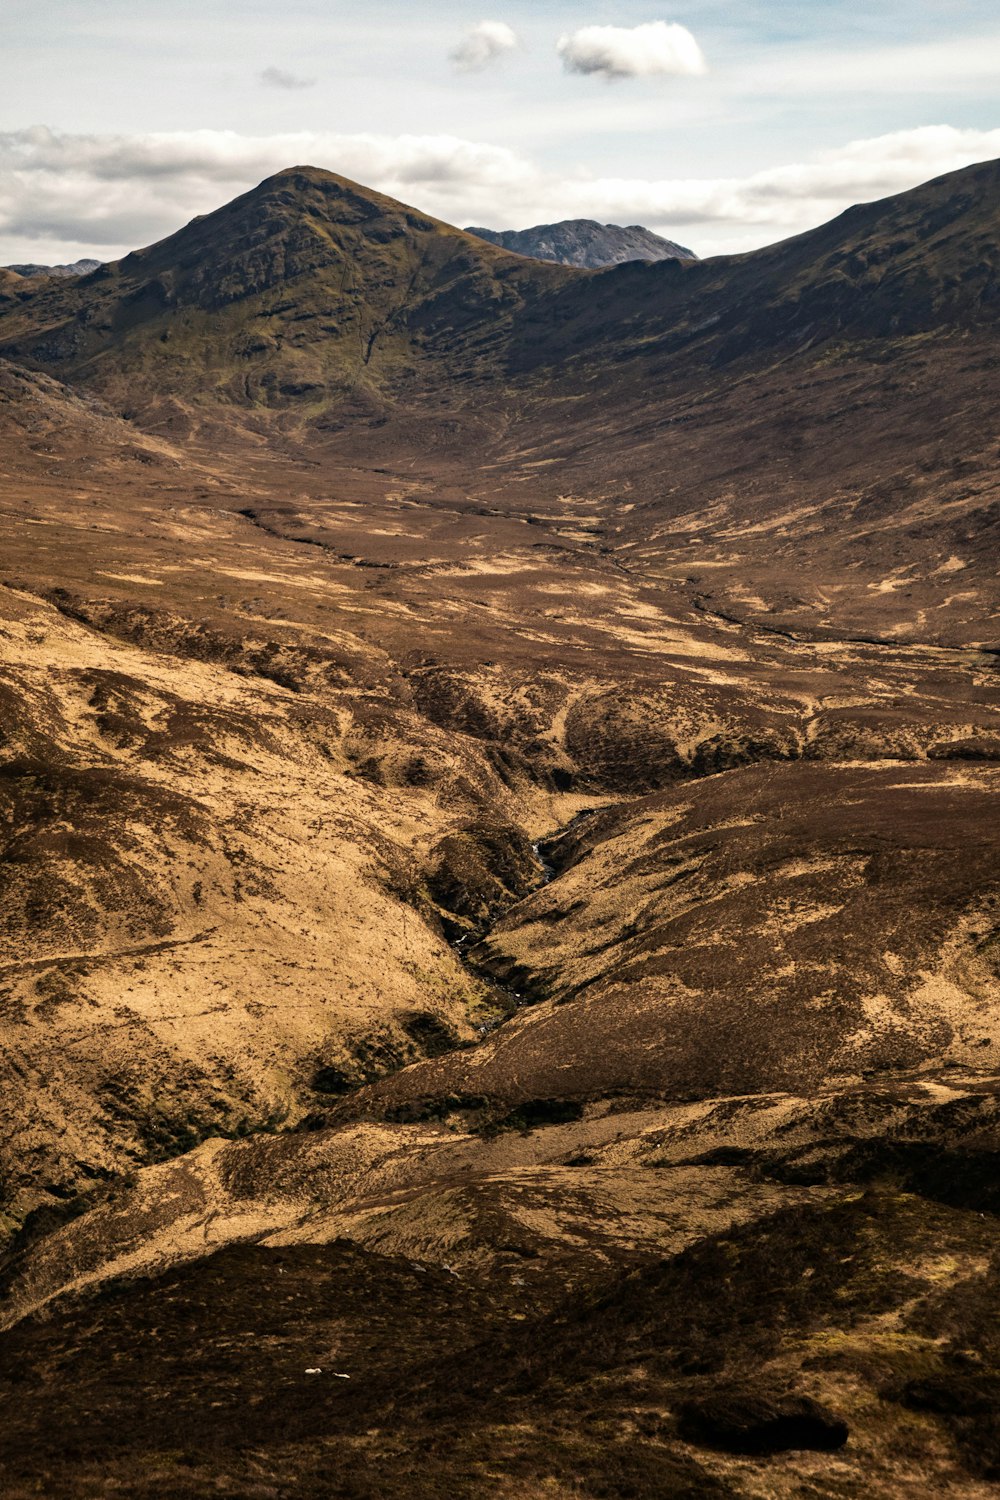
left=557, top=22, right=706, bottom=81
left=2, top=122, right=999, bottom=263
left=449, top=20, right=519, bottom=73
left=259, top=66, right=317, bottom=90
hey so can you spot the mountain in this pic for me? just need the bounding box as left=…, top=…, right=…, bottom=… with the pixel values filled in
left=0, top=184, right=982, bottom=775
left=0, top=167, right=572, bottom=428
left=2, top=159, right=1000, bottom=1499
left=4, top=258, right=103, bottom=278
left=5, top=156, right=995, bottom=644
left=465, top=217, right=696, bottom=267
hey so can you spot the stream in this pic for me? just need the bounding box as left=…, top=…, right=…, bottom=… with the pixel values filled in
left=450, top=811, right=597, bottom=1038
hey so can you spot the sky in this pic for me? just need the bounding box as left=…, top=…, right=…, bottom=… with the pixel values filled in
left=1, top=0, right=999, bottom=264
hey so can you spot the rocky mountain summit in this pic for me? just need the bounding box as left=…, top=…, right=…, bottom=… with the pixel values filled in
left=4, top=257, right=102, bottom=278
left=466, top=216, right=695, bottom=266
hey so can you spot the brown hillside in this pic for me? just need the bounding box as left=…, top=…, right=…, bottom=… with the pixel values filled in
left=2, top=159, right=1000, bottom=1499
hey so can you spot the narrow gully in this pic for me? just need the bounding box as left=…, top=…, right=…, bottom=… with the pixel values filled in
left=449, top=810, right=598, bottom=1037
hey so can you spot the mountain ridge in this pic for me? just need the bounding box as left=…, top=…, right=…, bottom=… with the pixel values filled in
left=2, top=157, right=997, bottom=406
left=465, top=217, right=696, bottom=268
left=4, top=258, right=103, bottom=279
left=0, top=158, right=998, bottom=646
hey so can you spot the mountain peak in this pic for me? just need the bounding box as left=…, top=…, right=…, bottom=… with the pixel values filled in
left=3, top=258, right=102, bottom=280
left=466, top=218, right=696, bottom=268
left=118, top=164, right=436, bottom=280
left=101, top=161, right=519, bottom=320
left=233, top=164, right=440, bottom=224
left=0, top=161, right=575, bottom=412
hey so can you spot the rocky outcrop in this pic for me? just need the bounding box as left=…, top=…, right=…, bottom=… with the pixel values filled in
left=466, top=218, right=695, bottom=267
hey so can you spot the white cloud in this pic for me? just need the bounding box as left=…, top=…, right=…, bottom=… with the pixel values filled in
left=545, top=125, right=1000, bottom=255
left=1, top=122, right=999, bottom=265
left=259, top=66, right=317, bottom=90
left=0, top=126, right=534, bottom=260
left=557, top=22, right=706, bottom=81
left=449, top=21, right=519, bottom=74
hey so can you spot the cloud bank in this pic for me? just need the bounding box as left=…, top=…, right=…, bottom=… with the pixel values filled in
left=557, top=22, right=706, bottom=81
left=449, top=21, right=519, bottom=73
left=2, top=122, right=999, bottom=264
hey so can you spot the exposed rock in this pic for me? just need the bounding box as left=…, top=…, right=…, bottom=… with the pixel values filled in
left=4, top=259, right=102, bottom=278
left=466, top=218, right=695, bottom=267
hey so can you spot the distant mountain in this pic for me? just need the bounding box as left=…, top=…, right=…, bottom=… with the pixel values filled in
left=4, top=258, right=102, bottom=278
left=465, top=219, right=696, bottom=268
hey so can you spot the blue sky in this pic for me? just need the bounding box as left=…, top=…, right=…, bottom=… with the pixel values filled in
left=2, top=1, right=999, bottom=262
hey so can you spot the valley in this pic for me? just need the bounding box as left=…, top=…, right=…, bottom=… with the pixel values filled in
left=0, top=158, right=999, bottom=1497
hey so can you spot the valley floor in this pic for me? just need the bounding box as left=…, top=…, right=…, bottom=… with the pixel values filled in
left=1, top=401, right=1000, bottom=1499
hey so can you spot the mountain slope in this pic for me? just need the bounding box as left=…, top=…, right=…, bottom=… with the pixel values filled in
left=510, top=155, right=1000, bottom=374
left=0, top=166, right=574, bottom=421
left=1, top=156, right=997, bottom=430
left=466, top=218, right=695, bottom=267
left=495, top=155, right=1000, bottom=646
left=3, top=158, right=998, bottom=402
left=0, top=269, right=25, bottom=302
